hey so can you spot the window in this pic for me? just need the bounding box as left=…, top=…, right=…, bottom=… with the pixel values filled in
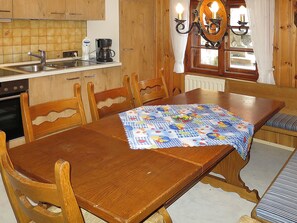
left=185, top=0, right=258, bottom=81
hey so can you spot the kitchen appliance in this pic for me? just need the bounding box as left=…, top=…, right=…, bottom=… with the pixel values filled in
left=82, top=37, right=91, bottom=60
left=96, top=39, right=115, bottom=62
left=0, top=71, right=28, bottom=141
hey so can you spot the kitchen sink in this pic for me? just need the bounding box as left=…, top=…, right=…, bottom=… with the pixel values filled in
left=46, top=60, right=99, bottom=69
left=10, top=64, right=56, bottom=73
left=8, top=59, right=101, bottom=73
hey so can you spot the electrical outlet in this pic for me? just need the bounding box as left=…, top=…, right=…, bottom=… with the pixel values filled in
left=63, top=51, right=78, bottom=58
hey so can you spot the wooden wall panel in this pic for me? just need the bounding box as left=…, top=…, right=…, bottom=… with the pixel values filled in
left=273, top=0, right=297, bottom=87
left=155, top=0, right=184, bottom=95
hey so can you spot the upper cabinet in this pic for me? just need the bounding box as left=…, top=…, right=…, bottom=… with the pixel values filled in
left=0, top=0, right=12, bottom=18
left=65, top=0, right=85, bottom=20
left=46, top=0, right=66, bottom=20
left=86, top=0, right=105, bottom=20
left=12, top=0, right=105, bottom=20
left=13, top=0, right=45, bottom=19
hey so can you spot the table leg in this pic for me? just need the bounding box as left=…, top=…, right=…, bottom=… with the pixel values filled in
left=201, top=149, right=260, bottom=203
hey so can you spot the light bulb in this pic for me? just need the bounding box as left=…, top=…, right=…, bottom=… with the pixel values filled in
left=210, top=1, right=219, bottom=19
left=239, top=5, right=246, bottom=22
left=210, top=2, right=219, bottom=13
left=239, top=5, right=246, bottom=14
left=176, top=3, right=184, bottom=20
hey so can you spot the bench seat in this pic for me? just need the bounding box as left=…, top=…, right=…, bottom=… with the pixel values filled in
left=266, top=113, right=297, bottom=132
left=225, top=78, right=297, bottom=147
left=252, top=150, right=297, bottom=223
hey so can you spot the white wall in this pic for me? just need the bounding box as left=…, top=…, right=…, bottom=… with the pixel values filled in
left=87, top=0, right=120, bottom=62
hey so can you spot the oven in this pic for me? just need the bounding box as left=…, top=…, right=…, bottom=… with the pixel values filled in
left=0, top=78, right=28, bottom=141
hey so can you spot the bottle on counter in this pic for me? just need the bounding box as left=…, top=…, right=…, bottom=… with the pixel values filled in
left=82, top=37, right=91, bottom=60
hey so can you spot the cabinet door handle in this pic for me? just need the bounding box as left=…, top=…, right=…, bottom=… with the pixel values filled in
left=0, top=10, right=11, bottom=13
left=66, top=77, right=80, bottom=81
left=84, top=75, right=95, bottom=78
left=51, top=12, right=65, bottom=15
left=69, top=13, right=82, bottom=16
left=122, top=48, right=134, bottom=51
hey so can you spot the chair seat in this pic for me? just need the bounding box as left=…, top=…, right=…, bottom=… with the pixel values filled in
left=266, top=113, right=297, bottom=131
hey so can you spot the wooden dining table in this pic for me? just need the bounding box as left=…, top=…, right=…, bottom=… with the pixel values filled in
left=8, top=89, right=284, bottom=223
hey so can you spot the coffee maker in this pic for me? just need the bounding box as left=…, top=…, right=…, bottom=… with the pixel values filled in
left=96, top=39, right=115, bottom=62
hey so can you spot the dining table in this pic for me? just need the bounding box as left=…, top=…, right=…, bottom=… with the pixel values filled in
left=8, top=88, right=284, bottom=223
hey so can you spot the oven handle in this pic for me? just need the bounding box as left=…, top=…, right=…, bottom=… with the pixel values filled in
left=0, top=94, right=20, bottom=101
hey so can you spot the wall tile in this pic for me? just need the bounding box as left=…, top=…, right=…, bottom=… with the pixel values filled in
left=31, top=29, right=39, bottom=37
left=21, top=37, right=31, bottom=45
left=13, top=37, right=21, bottom=46
left=0, top=20, right=86, bottom=63
left=30, top=45, right=39, bottom=52
left=3, top=46, right=12, bottom=55
left=31, top=37, right=38, bottom=45
left=3, top=55, right=13, bottom=63
left=3, top=38, right=12, bottom=46
left=3, top=29, right=12, bottom=38
left=12, top=46, right=22, bottom=54
left=12, top=29, right=22, bottom=37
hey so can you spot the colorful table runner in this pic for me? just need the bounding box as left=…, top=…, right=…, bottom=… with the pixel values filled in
left=119, top=104, right=254, bottom=159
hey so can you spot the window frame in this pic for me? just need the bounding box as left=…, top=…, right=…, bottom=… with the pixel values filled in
left=185, top=0, right=258, bottom=81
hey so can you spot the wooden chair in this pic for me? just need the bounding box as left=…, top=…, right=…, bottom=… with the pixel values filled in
left=0, top=131, right=172, bottom=223
left=87, top=75, right=134, bottom=121
left=131, top=72, right=169, bottom=107
left=20, top=83, right=87, bottom=143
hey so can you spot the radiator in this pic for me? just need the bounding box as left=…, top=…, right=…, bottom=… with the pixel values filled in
left=185, top=75, right=225, bottom=92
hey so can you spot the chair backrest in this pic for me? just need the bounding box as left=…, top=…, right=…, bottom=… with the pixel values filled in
left=131, top=72, right=169, bottom=107
left=87, top=75, right=134, bottom=121
left=21, top=83, right=87, bottom=143
left=0, top=131, right=84, bottom=223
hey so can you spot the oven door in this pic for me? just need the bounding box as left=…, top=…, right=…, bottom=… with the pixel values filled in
left=0, top=94, right=24, bottom=141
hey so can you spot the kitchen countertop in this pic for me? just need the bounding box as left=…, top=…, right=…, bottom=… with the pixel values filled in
left=0, top=58, right=122, bottom=82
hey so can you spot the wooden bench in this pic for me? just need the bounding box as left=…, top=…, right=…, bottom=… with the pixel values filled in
left=225, top=79, right=297, bottom=148
left=251, top=149, right=297, bottom=222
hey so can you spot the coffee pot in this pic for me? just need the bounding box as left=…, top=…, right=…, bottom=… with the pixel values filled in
left=96, top=39, right=115, bottom=62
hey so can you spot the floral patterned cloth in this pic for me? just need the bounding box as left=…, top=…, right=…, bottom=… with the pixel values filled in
left=119, top=104, right=254, bottom=160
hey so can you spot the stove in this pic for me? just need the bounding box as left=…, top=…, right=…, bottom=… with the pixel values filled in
left=0, top=68, right=28, bottom=141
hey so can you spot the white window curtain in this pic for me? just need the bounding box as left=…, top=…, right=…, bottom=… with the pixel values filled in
left=245, top=0, right=275, bottom=84
left=170, top=0, right=190, bottom=73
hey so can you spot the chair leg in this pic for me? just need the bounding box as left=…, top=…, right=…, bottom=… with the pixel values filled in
left=157, top=207, right=172, bottom=223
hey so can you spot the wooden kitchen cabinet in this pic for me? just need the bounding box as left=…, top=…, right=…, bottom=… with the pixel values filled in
left=0, top=0, right=12, bottom=18
left=13, top=0, right=105, bottom=20
left=65, top=0, right=85, bottom=20
left=65, top=0, right=105, bottom=20
left=29, top=67, right=122, bottom=123
left=86, top=0, right=105, bottom=20
left=46, top=0, right=66, bottom=20
left=13, top=0, right=45, bottom=19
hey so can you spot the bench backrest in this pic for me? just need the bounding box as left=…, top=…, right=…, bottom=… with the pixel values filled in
left=225, top=79, right=297, bottom=116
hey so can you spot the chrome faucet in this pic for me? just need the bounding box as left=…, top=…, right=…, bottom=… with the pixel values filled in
left=28, top=50, right=46, bottom=66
